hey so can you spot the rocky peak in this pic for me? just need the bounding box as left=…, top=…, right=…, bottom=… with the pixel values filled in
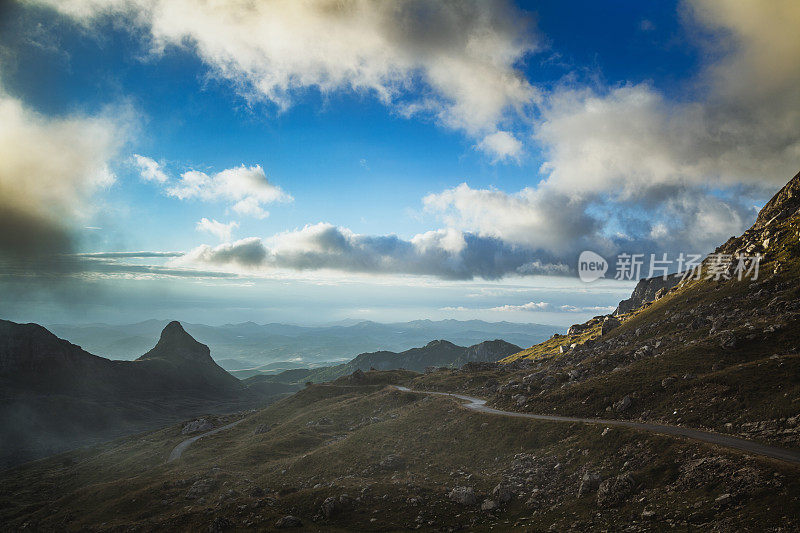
left=137, top=321, right=213, bottom=363
left=753, top=169, right=800, bottom=230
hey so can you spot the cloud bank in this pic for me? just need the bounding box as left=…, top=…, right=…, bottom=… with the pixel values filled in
left=0, top=86, right=124, bottom=267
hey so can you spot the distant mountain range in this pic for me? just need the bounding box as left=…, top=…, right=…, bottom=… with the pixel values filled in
left=0, top=320, right=296, bottom=467
left=47, top=319, right=560, bottom=367
left=244, top=338, right=522, bottom=384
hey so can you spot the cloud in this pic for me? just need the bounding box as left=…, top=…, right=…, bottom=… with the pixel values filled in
left=166, top=164, right=291, bottom=219
left=0, top=86, right=124, bottom=267
left=534, top=0, right=800, bottom=199
left=477, top=131, right=523, bottom=162
left=489, top=301, right=550, bottom=312
left=31, top=0, right=539, bottom=157
left=132, top=154, right=168, bottom=182
left=196, top=218, right=238, bottom=241
left=174, top=223, right=569, bottom=280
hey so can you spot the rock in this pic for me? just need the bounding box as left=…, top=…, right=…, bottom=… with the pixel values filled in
left=320, top=496, right=339, bottom=518
left=448, top=486, right=477, bottom=506
left=641, top=509, right=656, bottom=519
left=253, top=424, right=272, bottom=435
left=715, top=493, right=732, bottom=506
left=661, top=377, right=676, bottom=389
left=185, top=478, right=216, bottom=499
left=378, top=454, right=405, bottom=470
left=559, top=344, right=570, bottom=354
left=480, top=499, right=498, bottom=511
left=613, top=395, right=632, bottom=413
left=578, top=472, right=601, bottom=497
left=275, top=515, right=303, bottom=528
left=182, top=418, right=213, bottom=435
left=492, top=483, right=513, bottom=504
left=597, top=473, right=636, bottom=508
left=513, top=394, right=527, bottom=407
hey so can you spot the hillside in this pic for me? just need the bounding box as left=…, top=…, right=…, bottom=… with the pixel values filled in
left=417, top=169, right=800, bottom=448
left=0, top=321, right=280, bottom=467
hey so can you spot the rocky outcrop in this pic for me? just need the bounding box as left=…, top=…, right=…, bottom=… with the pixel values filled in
left=615, top=273, right=681, bottom=315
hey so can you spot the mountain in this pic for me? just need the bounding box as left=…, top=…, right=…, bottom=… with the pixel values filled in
left=0, top=320, right=277, bottom=467
left=47, top=319, right=559, bottom=365
left=248, top=338, right=522, bottom=384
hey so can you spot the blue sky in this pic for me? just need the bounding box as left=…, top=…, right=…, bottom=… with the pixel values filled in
left=0, top=0, right=797, bottom=326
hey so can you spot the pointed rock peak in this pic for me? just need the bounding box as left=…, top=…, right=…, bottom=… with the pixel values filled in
left=139, top=321, right=212, bottom=362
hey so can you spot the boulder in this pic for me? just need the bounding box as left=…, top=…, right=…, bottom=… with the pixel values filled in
left=480, top=499, right=498, bottom=511
left=448, top=486, right=477, bottom=506
left=492, top=483, right=513, bottom=504
left=577, top=472, right=601, bottom=497
left=613, top=395, right=632, bottom=413
left=186, top=478, right=216, bottom=499
left=320, top=496, right=338, bottom=518
left=275, top=515, right=303, bottom=528
left=597, top=473, right=636, bottom=507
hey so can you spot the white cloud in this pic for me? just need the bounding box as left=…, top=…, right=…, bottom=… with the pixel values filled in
left=166, top=164, right=291, bottom=219
left=132, top=154, right=168, bottom=183
left=477, top=130, right=523, bottom=162
left=33, top=0, right=539, bottom=156
left=489, top=301, right=550, bottom=312
left=196, top=218, right=238, bottom=241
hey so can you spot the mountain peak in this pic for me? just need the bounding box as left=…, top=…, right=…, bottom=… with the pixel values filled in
left=754, top=169, right=800, bottom=229
left=138, top=321, right=212, bottom=363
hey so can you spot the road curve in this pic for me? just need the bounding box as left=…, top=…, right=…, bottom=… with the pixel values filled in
left=167, top=419, right=245, bottom=463
left=393, top=386, right=800, bottom=465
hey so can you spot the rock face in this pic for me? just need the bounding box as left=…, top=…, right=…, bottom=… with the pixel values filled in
left=615, top=273, right=682, bottom=315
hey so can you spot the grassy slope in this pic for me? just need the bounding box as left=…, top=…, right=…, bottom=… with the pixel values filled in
left=1, top=369, right=799, bottom=531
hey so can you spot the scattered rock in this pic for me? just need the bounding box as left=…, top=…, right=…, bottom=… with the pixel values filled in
left=253, top=424, right=272, bottom=435
left=320, top=496, right=339, bottom=518
left=492, top=483, right=513, bottom=504
left=208, top=516, right=233, bottom=532
left=185, top=478, right=215, bottom=499
left=182, top=418, right=213, bottom=435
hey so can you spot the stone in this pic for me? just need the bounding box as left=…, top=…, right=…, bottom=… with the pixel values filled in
left=448, top=486, right=477, bottom=506
left=320, top=496, right=338, bottom=518
left=253, top=424, right=272, bottom=435
left=182, top=418, right=213, bottom=435
left=492, top=483, right=513, bottom=504
left=597, top=473, right=636, bottom=508
left=613, top=395, right=632, bottom=413
left=481, top=499, right=498, bottom=511
left=661, top=377, right=676, bottom=389
left=577, top=472, right=601, bottom=497
left=185, top=478, right=215, bottom=499
left=275, top=515, right=303, bottom=528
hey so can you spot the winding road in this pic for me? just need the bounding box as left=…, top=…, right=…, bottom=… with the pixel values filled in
left=394, top=386, right=800, bottom=465
left=167, top=419, right=245, bottom=463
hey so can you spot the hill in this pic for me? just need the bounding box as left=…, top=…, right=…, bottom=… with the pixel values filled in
left=0, top=321, right=285, bottom=467
left=244, top=338, right=521, bottom=385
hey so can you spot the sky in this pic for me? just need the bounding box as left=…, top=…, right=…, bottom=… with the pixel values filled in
left=0, top=0, right=798, bottom=327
